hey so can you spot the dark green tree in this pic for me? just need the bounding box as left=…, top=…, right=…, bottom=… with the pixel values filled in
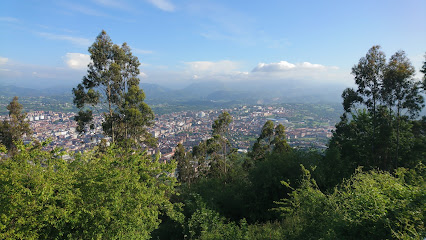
left=0, top=96, right=32, bottom=152
left=347, top=45, right=387, bottom=156
left=330, top=46, right=425, bottom=174
left=250, top=120, right=274, bottom=161
left=250, top=121, right=290, bottom=163
left=383, top=50, right=424, bottom=165
left=73, top=30, right=155, bottom=147
left=174, top=143, right=195, bottom=186
left=421, top=53, right=426, bottom=89
left=272, top=124, right=291, bottom=154
left=211, top=111, right=233, bottom=174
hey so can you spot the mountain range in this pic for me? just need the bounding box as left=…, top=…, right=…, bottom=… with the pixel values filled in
left=0, top=80, right=347, bottom=104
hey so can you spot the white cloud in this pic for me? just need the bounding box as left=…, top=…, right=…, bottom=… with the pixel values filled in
left=0, top=57, right=8, bottom=65
left=146, top=0, right=175, bottom=12
left=299, top=62, right=326, bottom=69
left=37, top=32, right=92, bottom=47
left=64, top=53, right=91, bottom=70
left=252, top=60, right=338, bottom=72
left=139, top=72, right=148, bottom=78
left=252, top=61, right=296, bottom=72
left=248, top=60, right=350, bottom=84
left=184, top=60, right=239, bottom=73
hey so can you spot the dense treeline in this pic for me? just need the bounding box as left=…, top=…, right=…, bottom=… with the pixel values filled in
left=0, top=33, right=425, bottom=239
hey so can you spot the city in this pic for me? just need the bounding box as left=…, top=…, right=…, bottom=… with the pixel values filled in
left=1, top=104, right=338, bottom=161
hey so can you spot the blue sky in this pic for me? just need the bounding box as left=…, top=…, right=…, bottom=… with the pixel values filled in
left=0, top=0, right=425, bottom=89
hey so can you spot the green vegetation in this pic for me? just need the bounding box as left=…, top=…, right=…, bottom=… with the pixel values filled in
left=0, top=45, right=425, bottom=239
left=73, top=30, right=155, bottom=147
left=0, top=97, right=32, bottom=153
left=0, top=95, right=77, bottom=115
left=0, top=143, right=178, bottom=239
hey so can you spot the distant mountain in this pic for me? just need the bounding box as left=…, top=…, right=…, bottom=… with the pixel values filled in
left=0, top=80, right=346, bottom=105
left=141, top=83, right=171, bottom=99
left=171, top=81, right=227, bottom=99
left=0, top=85, right=72, bottom=97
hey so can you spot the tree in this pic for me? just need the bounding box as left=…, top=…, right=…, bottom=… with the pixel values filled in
left=383, top=50, right=424, bottom=165
left=347, top=45, right=386, bottom=156
left=271, top=124, right=291, bottom=154
left=334, top=46, right=425, bottom=172
left=250, top=121, right=290, bottom=162
left=250, top=120, right=275, bottom=161
left=276, top=166, right=425, bottom=239
left=0, top=142, right=178, bottom=239
left=0, top=96, right=32, bottom=152
left=73, top=30, right=155, bottom=147
left=211, top=111, right=233, bottom=174
left=421, top=53, right=426, bottom=90
left=174, top=143, right=195, bottom=186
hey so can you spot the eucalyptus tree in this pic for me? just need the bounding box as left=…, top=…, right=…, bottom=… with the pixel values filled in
left=331, top=46, right=425, bottom=172
left=211, top=111, right=233, bottom=174
left=421, top=53, right=426, bottom=90
left=382, top=51, right=424, bottom=165
left=346, top=45, right=386, bottom=156
left=174, top=143, right=195, bottom=186
left=250, top=120, right=290, bottom=162
left=0, top=96, right=32, bottom=152
left=73, top=30, right=155, bottom=147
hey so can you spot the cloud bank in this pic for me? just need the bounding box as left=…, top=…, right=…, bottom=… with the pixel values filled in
left=252, top=61, right=336, bottom=72
left=0, top=57, right=8, bottom=65
left=64, top=53, right=91, bottom=70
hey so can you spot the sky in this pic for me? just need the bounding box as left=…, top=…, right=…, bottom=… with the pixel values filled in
left=0, top=0, right=425, bottom=89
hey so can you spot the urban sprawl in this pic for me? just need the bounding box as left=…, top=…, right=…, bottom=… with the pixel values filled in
left=1, top=105, right=336, bottom=161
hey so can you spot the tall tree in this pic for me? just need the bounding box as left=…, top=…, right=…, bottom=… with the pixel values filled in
left=271, top=124, right=291, bottom=153
left=250, top=120, right=290, bottom=162
left=383, top=50, right=424, bottom=166
left=174, top=143, right=195, bottom=186
left=0, top=96, right=32, bottom=152
left=421, top=53, right=426, bottom=90
left=212, top=111, right=233, bottom=174
left=348, top=45, right=387, bottom=157
left=73, top=30, right=155, bottom=147
left=329, top=46, right=425, bottom=175
left=250, top=120, right=275, bottom=161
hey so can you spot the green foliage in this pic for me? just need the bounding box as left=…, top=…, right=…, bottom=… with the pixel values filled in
left=0, top=96, right=32, bottom=152
left=249, top=120, right=290, bottom=163
left=420, top=53, right=426, bottom=90
left=324, top=106, right=424, bottom=190
left=322, top=47, right=426, bottom=189
left=277, top=166, right=425, bottom=239
left=248, top=150, right=320, bottom=221
left=72, top=30, right=155, bottom=147
left=0, top=142, right=177, bottom=239
left=174, top=143, right=196, bottom=185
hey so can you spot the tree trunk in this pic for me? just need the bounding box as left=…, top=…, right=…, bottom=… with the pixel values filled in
left=107, top=83, right=115, bottom=143
left=396, top=103, right=401, bottom=169
left=224, top=139, right=227, bottom=174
